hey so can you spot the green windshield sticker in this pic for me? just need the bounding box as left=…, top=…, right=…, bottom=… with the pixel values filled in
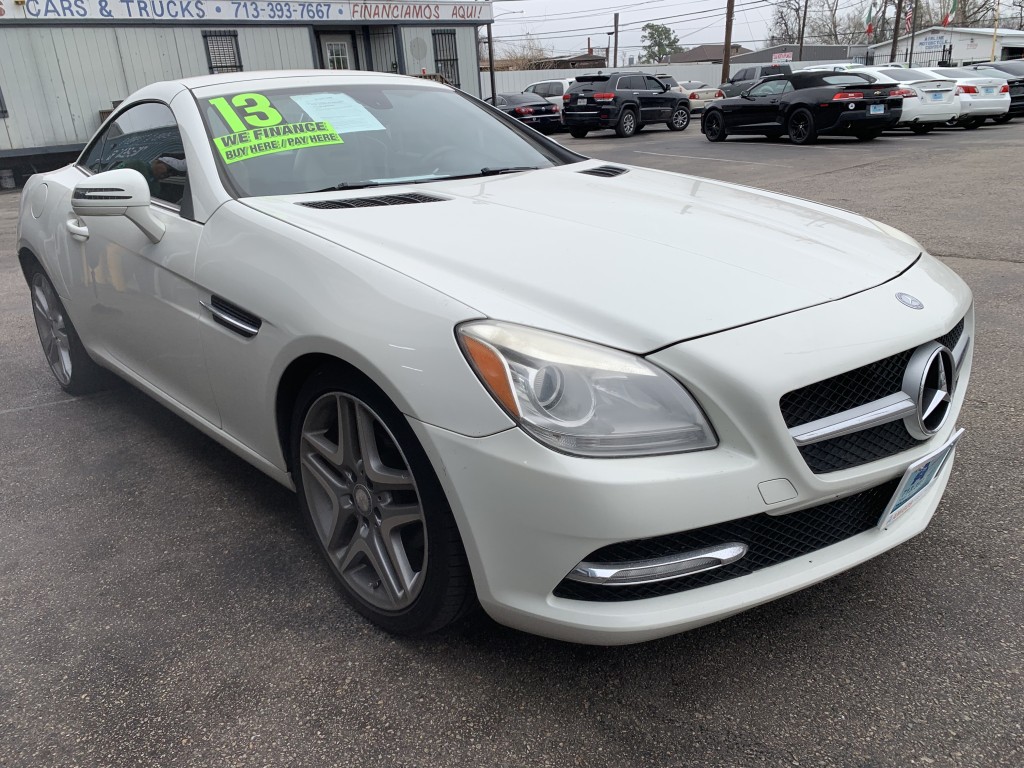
left=214, top=121, right=344, bottom=164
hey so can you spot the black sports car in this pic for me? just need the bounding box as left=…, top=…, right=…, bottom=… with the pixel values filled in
left=701, top=71, right=903, bottom=145
left=484, top=93, right=562, bottom=133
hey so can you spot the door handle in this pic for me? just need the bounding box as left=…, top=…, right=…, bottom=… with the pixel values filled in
left=66, top=217, right=89, bottom=242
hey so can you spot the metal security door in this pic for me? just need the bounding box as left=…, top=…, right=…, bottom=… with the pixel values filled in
left=431, top=29, right=460, bottom=87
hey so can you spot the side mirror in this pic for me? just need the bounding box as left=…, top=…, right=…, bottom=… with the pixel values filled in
left=72, top=168, right=165, bottom=244
left=740, top=90, right=752, bottom=99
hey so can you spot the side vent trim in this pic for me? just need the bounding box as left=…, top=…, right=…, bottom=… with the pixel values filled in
left=201, top=296, right=262, bottom=339
left=299, top=193, right=448, bottom=210
left=579, top=165, right=629, bottom=178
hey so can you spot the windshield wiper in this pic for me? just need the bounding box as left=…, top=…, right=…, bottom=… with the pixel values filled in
left=309, top=180, right=382, bottom=193
left=479, top=166, right=538, bottom=176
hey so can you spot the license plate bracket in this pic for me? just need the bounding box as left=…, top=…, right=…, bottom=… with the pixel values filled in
left=869, top=103, right=885, bottom=115
left=878, top=428, right=965, bottom=529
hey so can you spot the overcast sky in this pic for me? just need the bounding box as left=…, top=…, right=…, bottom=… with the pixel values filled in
left=487, top=0, right=778, bottom=62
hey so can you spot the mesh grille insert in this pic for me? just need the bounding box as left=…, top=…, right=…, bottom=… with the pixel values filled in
left=553, top=479, right=900, bottom=602
left=299, top=193, right=446, bottom=210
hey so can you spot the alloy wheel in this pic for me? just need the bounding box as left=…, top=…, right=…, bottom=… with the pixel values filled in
left=299, top=392, right=428, bottom=612
left=31, top=273, right=72, bottom=386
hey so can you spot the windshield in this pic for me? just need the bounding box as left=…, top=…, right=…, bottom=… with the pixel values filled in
left=198, top=83, right=575, bottom=197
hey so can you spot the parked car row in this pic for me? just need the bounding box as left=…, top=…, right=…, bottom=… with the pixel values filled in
left=700, top=63, right=1019, bottom=144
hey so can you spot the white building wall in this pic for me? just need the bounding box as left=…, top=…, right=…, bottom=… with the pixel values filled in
left=0, top=25, right=317, bottom=152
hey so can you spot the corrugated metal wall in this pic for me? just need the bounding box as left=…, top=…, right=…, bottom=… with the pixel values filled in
left=401, top=26, right=482, bottom=97
left=0, top=25, right=315, bottom=152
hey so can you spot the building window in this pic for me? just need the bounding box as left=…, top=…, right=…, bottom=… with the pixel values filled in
left=203, top=30, right=243, bottom=74
left=432, top=29, right=459, bottom=87
left=0, top=84, right=7, bottom=119
left=325, top=41, right=351, bottom=70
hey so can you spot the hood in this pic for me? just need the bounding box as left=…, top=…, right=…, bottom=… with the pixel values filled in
left=241, top=162, right=920, bottom=352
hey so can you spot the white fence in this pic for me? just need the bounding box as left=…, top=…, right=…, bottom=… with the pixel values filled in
left=478, top=60, right=869, bottom=99
left=479, top=63, right=723, bottom=99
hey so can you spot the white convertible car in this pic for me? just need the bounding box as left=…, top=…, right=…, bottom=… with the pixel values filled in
left=18, top=71, right=973, bottom=645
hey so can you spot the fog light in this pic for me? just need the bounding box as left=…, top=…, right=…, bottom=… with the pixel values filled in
left=567, top=542, right=748, bottom=586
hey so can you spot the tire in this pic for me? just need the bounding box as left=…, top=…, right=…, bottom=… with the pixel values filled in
left=27, top=261, right=109, bottom=395
left=855, top=131, right=881, bottom=141
left=291, top=364, right=475, bottom=636
left=703, top=110, right=727, bottom=142
left=569, top=127, right=589, bottom=139
left=667, top=105, right=691, bottom=131
left=963, top=118, right=983, bottom=130
left=614, top=108, right=638, bottom=138
left=992, top=113, right=1013, bottom=124
left=909, top=123, right=934, bottom=134
left=635, top=122, right=645, bottom=133
left=787, top=108, right=818, bottom=145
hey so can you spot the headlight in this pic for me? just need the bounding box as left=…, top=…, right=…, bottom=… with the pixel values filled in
left=457, top=321, right=717, bottom=458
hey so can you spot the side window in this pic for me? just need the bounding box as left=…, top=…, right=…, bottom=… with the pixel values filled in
left=524, top=84, right=537, bottom=93
left=536, top=83, right=554, bottom=98
left=735, top=69, right=753, bottom=82
left=781, top=81, right=795, bottom=94
left=78, top=102, right=188, bottom=207
left=748, top=83, right=772, bottom=97
left=645, top=76, right=664, bottom=90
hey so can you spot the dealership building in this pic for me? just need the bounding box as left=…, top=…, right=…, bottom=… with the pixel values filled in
left=0, top=0, right=493, bottom=175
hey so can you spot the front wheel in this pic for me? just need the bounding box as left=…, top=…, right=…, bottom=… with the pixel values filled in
left=614, top=108, right=638, bottom=138
left=787, top=108, right=817, bottom=145
left=992, top=113, right=1013, bottom=124
left=667, top=105, right=690, bottom=131
left=291, top=366, right=475, bottom=636
left=28, top=262, right=109, bottom=395
left=569, top=127, right=588, bottom=139
left=703, top=111, right=727, bottom=142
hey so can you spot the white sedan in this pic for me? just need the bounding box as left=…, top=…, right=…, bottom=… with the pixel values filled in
left=853, top=66, right=959, bottom=132
left=914, top=66, right=1011, bottom=127
left=17, top=71, right=974, bottom=645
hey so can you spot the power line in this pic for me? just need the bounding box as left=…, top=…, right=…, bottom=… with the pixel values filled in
left=492, top=0, right=771, bottom=42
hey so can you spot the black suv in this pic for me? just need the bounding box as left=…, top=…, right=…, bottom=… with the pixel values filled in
left=561, top=72, right=691, bottom=138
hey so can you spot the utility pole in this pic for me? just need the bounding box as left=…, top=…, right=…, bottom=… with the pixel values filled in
left=991, top=1, right=1001, bottom=61
left=613, top=13, right=619, bottom=69
left=487, top=24, right=496, bottom=102
left=890, top=0, right=905, bottom=62
left=798, top=0, right=810, bottom=60
left=721, top=0, right=736, bottom=86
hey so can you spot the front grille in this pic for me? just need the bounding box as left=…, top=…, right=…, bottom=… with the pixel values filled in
left=780, top=351, right=913, bottom=428
left=299, top=193, right=446, bottom=210
left=553, top=479, right=900, bottom=602
left=780, top=317, right=965, bottom=473
left=798, top=420, right=919, bottom=473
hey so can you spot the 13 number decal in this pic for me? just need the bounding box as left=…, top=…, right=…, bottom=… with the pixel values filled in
left=209, top=93, right=283, bottom=133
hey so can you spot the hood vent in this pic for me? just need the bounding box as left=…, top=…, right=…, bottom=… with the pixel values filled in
left=299, top=192, right=447, bottom=210
left=579, top=165, right=629, bottom=178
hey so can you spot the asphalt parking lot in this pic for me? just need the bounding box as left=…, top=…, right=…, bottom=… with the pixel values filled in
left=1, top=123, right=1021, bottom=768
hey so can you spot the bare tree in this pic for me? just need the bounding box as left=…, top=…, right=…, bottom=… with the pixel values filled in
left=496, top=34, right=554, bottom=70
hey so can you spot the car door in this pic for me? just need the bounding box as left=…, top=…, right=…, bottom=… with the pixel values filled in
left=720, top=78, right=765, bottom=129
left=746, top=79, right=789, bottom=128
left=644, top=75, right=675, bottom=120
left=69, top=102, right=219, bottom=424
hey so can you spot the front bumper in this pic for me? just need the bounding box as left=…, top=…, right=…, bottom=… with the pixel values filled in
left=414, top=255, right=973, bottom=645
